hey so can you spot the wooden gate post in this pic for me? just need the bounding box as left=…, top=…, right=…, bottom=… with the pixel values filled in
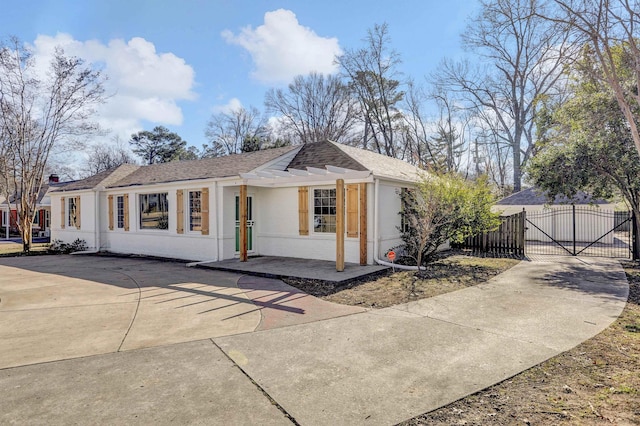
left=336, top=179, right=345, bottom=272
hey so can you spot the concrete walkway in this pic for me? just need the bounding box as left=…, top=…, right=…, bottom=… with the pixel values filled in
left=198, top=255, right=389, bottom=283
left=0, top=256, right=629, bottom=425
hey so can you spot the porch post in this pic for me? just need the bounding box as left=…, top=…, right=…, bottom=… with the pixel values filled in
left=239, top=184, right=248, bottom=262
left=336, top=179, right=345, bottom=272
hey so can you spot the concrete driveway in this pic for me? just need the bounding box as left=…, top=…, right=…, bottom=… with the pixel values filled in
left=0, top=255, right=629, bottom=425
left=0, top=255, right=363, bottom=369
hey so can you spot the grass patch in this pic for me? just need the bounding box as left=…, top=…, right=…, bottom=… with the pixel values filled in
left=0, top=243, right=49, bottom=256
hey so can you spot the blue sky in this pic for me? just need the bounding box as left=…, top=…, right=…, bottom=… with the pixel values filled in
left=1, top=0, right=480, bottom=154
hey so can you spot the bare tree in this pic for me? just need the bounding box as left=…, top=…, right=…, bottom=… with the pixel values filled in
left=265, top=72, right=360, bottom=144
left=0, top=37, right=105, bottom=251
left=400, top=80, right=440, bottom=169
left=434, top=0, right=575, bottom=192
left=538, top=0, right=640, bottom=158
left=83, top=136, right=137, bottom=177
left=336, top=23, right=405, bottom=158
left=475, top=113, right=514, bottom=195
left=429, top=86, right=469, bottom=173
left=203, top=105, right=269, bottom=157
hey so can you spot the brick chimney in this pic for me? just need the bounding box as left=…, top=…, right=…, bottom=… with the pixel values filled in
left=48, top=174, right=59, bottom=183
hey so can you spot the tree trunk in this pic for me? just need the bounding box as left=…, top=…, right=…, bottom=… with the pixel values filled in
left=512, top=146, right=522, bottom=193
left=20, top=213, right=32, bottom=253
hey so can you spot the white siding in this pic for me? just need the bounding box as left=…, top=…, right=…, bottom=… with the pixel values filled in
left=255, top=185, right=366, bottom=264
left=49, top=176, right=407, bottom=264
left=376, top=182, right=403, bottom=258
left=102, top=185, right=219, bottom=261
left=50, top=192, right=97, bottom=249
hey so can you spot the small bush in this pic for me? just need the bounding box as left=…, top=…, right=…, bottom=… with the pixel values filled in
left=399, top=174, right=501, bottom=267
left=48, top=238, right=88, bottom=254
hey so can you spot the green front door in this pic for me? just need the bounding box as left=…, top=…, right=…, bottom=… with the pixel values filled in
left=235, top=195, right=254, bottom=253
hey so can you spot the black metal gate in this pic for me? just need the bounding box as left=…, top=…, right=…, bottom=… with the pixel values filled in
left=525, top=206, right=634, bottom=258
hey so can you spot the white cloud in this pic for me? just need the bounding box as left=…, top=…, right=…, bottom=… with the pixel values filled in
left=212, top=97, right=243, bottom=114
left=28, top=33, right=196, bottom=140
left=222, top=9, right=342, bottom=84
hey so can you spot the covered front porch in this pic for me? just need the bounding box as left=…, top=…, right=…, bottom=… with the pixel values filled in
left=229, top=166, right=374, bottom=269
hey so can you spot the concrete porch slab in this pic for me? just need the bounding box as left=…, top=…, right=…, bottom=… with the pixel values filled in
left=196, top=256, right=389, bottom=284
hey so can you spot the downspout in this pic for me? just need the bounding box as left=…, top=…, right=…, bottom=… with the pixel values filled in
left=373, top=177, right=424, bottom=271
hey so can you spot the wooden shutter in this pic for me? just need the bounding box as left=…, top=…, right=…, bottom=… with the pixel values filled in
left=60, top=197, right=65, bottom=229
left=75, top=197, right=81, bottom=229
left=176, top=189, right=184, bottom=234
left=201, top=188, right=210, bottom=235
left=346, top=184, right=359, bottom=238
left=123, top=194, right=130, bottom=231
left=298, top=186, right=309, bottom=236
left=108, top=195, right=114, bottom=230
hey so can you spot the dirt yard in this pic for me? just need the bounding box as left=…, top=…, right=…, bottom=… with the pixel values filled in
left=284, top=254, right=519, bottom=308
left=285, top=253, right=640, bottom=425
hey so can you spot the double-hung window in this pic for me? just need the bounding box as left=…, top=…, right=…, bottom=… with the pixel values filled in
left=313, top=189, right=336, bottom=233
left=68, top=197, right=80, bottom=228
left=116, top=196, right=125, bottom=229
left=189, top=190, right=202, bottom=232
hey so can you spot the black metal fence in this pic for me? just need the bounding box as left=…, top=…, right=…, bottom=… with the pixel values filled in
left=456, top=207, right=637, bottom=259
left=525, top=206, right=633, bottom=258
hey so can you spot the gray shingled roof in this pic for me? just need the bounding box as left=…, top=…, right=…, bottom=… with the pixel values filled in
left=287, top=141, right=368, bottom=171
left=51, top=141, right=421, bottom=192
left=52, top=164, right=141, bottom=192
left=330, top=141, right=423, bottom=181
left=52, top=146, right=299, bottom=192
left=497, top=187, right=610, bottom=205
left=288, top=140, right=422, bottom=181
left=110, top=146, right=298, bottom=188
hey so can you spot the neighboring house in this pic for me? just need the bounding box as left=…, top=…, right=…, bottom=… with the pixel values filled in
left=494, top=187, right=615, bottom=243
left=49, top=140, right=422, bottom=264
left=0, top=176, right=60, bottom=239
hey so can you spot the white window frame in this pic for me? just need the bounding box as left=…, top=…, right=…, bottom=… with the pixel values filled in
left=68, top=197, right=79, bottom=228
left=313, top=188, right=337, bottom=234
left=187, top=190, right=202, bottom=233
left=116, top=195, right=125, bottom=230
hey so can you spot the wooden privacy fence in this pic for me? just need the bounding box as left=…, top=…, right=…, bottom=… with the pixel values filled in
left=454, top=211, right=526, bottom=257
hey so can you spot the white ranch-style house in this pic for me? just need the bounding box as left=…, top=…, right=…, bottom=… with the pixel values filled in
left=49, top=140, right=422, bottom=267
